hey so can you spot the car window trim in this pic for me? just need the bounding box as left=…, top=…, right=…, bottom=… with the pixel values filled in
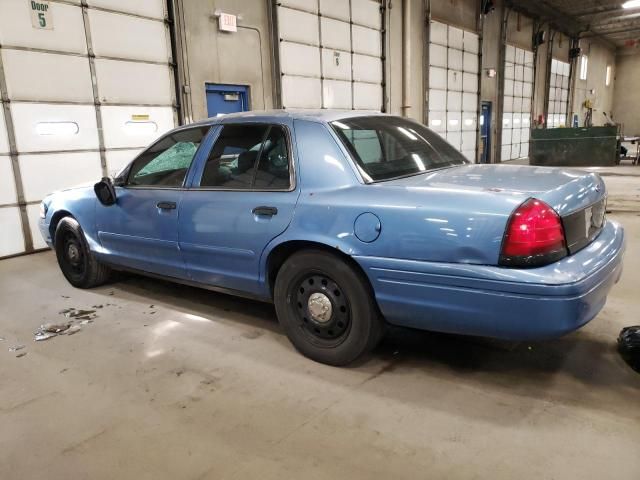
left=191, top=122, right=297, bottom=193
left=123, top=125, right=212, bottom=190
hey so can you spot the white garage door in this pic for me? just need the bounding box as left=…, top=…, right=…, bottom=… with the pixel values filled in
left=501, top=44, right=533, bottom=161
left=548, top=58, right=570, bottom=128
left=0, top=0, right=176, bottom=257
left=427, top=21, right=480, bottom=162
left=276, top=0, right=384, bottom=111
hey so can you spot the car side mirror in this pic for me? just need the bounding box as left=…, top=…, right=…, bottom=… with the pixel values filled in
left=94, top=177, right=117, bottom=206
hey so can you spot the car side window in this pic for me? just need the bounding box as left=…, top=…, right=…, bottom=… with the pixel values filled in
left=199, top=124, right=269, bottom=189
left=253, top=125, right=291, bottom=190
left=127, top=126, right=210, bottom=187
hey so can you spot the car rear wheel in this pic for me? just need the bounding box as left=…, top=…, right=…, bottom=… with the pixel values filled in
left=54, top=217, right=111, bottom=288
left=274, top=249, right=384, bottom=366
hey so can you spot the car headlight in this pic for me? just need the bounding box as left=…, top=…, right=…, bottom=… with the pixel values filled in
left=39, top=202, right=48, bottom=219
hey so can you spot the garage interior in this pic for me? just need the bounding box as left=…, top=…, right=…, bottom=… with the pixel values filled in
left=1, top=0, right=639, bottom=478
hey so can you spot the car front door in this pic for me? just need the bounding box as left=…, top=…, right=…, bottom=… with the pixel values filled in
left=179, top=122, right=300, bottom=296
left=96, top=126, right=210, bottom=278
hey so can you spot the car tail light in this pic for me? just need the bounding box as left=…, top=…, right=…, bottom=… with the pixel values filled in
left=499, top=198, right=567, bottom=268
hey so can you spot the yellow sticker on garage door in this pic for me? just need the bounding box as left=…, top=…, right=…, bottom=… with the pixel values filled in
left=131, top=114, right=150, bottom=121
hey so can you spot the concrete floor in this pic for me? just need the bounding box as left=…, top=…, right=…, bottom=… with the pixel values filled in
left=1, top=169, right=640, bottom=480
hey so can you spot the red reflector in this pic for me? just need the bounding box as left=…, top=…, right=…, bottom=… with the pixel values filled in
left=501, top=198, right=566, bottom=265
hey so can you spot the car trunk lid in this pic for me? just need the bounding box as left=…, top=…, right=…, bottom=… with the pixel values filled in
left=382, top=164, right=607, bottom=257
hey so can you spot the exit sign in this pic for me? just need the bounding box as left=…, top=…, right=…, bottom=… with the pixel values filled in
left=218, top=12, right=237, bottom=32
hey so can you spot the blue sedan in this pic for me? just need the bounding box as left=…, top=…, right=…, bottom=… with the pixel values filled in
left=39, top=110, right=625, bottom=365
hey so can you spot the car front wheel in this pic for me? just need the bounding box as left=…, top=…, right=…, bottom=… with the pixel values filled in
left=274, top=249, right=384, bottom=366
left=54, top=217, right=111, bottom=288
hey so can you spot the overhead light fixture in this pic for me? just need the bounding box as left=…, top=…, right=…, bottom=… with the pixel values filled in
left=622, top=0, right=640, bottom=8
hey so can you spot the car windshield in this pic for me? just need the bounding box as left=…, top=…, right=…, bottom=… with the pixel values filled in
left=331, top=116, right=469, bottom=182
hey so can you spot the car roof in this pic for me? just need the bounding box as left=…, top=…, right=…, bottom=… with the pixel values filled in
left=189, top=109, right=388, bottom=127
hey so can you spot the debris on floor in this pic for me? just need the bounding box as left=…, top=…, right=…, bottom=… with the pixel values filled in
left=34, top=331, right=58, bottom=342
left=42, top=323, right=71, bottom=333
left=66, top=325, right=81, bottom=336
left=0, top=336, right=5, bottom=341
left=32, top=304, right=109, bottom=342
left=15, top=352, right=27, bottom=358
left=60, top=308, right=97, bottom=320
left=618, top=326, right=640, bottom=373
left=8, top=344, right=25, bottom=352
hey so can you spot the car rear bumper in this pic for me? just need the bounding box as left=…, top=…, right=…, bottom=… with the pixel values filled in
left=354, top=220, right=625, bottom=340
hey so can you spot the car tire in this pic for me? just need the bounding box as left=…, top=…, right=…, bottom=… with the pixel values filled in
left=274, top=249, right=385, bottom=366
left=54, top=217, right=111, bottom=288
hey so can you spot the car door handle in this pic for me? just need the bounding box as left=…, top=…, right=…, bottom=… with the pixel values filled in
left=157, top=201, right=177, bottom=210
left=252, top=206, right=278, bottom=216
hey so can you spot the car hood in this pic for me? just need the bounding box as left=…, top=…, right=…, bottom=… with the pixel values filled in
left=381, top=164, right=605, bottom=216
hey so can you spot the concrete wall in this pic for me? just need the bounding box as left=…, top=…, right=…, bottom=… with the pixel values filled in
left=573, top=39, right=615, bottom=127
left=612, top=52, right=640, bottom=135
left=173, top=0, right=275, bottom=123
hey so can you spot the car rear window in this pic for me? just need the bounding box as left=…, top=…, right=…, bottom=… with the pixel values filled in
left=331, top=116, right=468, bottom=182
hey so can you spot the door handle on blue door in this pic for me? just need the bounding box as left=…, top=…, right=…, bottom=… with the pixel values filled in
left=252, top=206, right=278, bottom=216
left=157, top=201, right=177, bottom=210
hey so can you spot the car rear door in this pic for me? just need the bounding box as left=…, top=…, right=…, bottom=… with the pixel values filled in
left=179, top=121, right=300, bottom=296
left=96, top=126, right=211, bottom=278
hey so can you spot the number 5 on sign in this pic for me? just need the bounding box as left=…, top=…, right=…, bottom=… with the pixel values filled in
left=30, top=0, right=54, bottom=30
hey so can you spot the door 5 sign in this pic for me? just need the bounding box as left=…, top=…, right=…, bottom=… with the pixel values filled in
left=30, top=0, right=53, bottom=30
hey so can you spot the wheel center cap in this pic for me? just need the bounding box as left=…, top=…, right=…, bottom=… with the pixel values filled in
left=308, top=292, right=332, bottom=323
left=68, top=244, right=79, bottom=261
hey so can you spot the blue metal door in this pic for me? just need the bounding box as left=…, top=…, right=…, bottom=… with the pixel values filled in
left=480, top=102, right=492, bottom=163
left=205, top=83, right=249, bottom=117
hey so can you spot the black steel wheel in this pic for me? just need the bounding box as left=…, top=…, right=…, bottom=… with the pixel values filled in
left=295, top=273, right=351, bottom=346
left=274, top=249, right=384, bottom=366
left=54, top=217, right=111, bottom=288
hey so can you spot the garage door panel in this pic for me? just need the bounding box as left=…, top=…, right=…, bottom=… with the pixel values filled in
left=105, top=148, right=143, bottom=176
left=87, top=0, right=165, bottom=20
left=323, top=80, right=351, bottom=109
left=280, top=42, right=321, bottom=77
left=278, top=7, right=319, bottom=46
left=280, top=0, right=318, bottom=14
left=429, top=44, right=447, bottom=68
left=352, top=54, right=381, bottom=84
left=101, top=106, right=173, bottom=149
left=11, top=104, right=98, bottom=152
left=0, top=156, right=18, bottom=205
left=0, top=0, right=86, bottom=54
left=0, top=207, right=25, bottom=257
left=322, top=49, right=351, bottom=80
left=2, top=50, right=93, bottom=103
left=19, top=151, right=102, bottom=202
left=26, top=204, right=47, bottom=249
left=0, top=108, right=9, bottom=154
left=95, top=59, right=172, bottom=105
left=351, top=0, right=380, bottom=29
left=89, top=10, right=168, bottom=62
left=319, top=0, right=349, bottom=20
left=353, top=83, right=381, bottom=110
left=281, top=76, right=322, bottom=109
left=428, top=89, right=446, bottom=111
left=352, top=26, right=381, bottom=57
left=320, top=17, right=350, bottom=51
left=278, top=1, right=382, bottom=112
